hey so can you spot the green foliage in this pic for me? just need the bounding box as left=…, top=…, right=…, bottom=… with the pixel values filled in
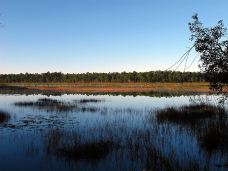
left=189, top=14, right=228, bottom=93
left=0, top=71, right=205, bottom=83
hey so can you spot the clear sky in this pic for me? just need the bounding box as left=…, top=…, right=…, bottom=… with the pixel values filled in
left=0, top=0, right=228, bottom=74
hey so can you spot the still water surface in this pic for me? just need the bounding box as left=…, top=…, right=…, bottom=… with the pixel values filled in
left=0, top=94, right=227, bottom=171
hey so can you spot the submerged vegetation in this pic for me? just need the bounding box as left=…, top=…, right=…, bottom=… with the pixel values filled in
left=156, top=104, right=225, bottom=124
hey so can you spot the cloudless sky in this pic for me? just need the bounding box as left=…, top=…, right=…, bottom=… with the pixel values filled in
left=0, top=0, right=228, bottom=74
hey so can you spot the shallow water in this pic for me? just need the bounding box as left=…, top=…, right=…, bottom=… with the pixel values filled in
left=0, top=94, right=227, bottom=171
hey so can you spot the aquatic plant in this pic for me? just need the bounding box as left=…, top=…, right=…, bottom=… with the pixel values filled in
left=14, top=98, right=77, bottom=112
left=45, top=129, right=116, bottom=161
left=156, top=104, right=225, bottom=124
left=0, top=110, right=10, bottom=123
left=75, top=98, right=105, bottom=103
left=198, top=121, right=228, bottom=153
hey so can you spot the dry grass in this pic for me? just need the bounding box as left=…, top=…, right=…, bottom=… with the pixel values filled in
left=2, top=82, right=210, bottom=93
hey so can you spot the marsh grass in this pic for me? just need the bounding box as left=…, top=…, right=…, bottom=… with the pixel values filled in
left=0, top=110, right=10, bottom=123
left=156, top=104, right=225, bottom=124
left=14, top=98, right=102, bottom=113
left=155, top=103, right=228, bottom=156
left=198, top=121, right=228, bottom=153
left=0, top=82, right=211, bottom=97
left=42, top=124, right=203, bottom=170
left=74, top=98, right=105, bottom=104
left=145, top=147, right=200, bottom=171
left=14, top=98, right=148, bottom=115
left=57, top=141, right=114, bottom=161
left=45, top=129, right=116, bottom=161
left=15, top=98, right=76, bottom=112
left=5, top=94, right=228, bottom=170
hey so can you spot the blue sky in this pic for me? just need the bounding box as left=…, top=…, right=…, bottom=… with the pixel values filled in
left=0, top=0, right=228, bottom=74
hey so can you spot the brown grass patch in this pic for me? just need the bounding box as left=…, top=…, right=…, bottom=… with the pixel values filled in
left=3, top=82, right=211, bottom=93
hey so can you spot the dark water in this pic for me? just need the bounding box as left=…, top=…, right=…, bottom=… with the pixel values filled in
left=0, top=94, right=227, bottom=171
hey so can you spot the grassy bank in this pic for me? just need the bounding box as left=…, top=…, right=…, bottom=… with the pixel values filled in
left=1, top=82, right=210, bottom=94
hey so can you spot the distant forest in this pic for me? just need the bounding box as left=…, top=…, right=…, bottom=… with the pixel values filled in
left=0, top=71, right=205, bottom=83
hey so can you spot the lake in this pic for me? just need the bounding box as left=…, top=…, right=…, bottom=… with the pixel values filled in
left=0, top=94, right=227, bottom=171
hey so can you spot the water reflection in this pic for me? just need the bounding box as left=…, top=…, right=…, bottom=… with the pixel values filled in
left=0, top=94, right=227, bottom=171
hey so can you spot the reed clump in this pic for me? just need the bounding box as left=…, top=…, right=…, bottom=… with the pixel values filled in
left=199, top=122, right=228, bottom=153
left=45, top=129, right=115, bottom=161
left=14, top=98, right=76, bottom=112
left=0, top=110, right=10, bottom=123
left=156, top=104, right=225, bottom=124
left=75, top=98, right=105, bottom=104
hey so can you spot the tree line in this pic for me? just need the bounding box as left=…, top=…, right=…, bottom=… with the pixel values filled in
left=0, top=71, right=205, bottom=83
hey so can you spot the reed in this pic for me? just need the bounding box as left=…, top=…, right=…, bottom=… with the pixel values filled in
left=156, top=104, right=225, bottom=124
left=0, top=110, right=10, bottom=123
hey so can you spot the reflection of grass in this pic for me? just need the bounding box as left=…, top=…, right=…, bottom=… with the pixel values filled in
left=0, top=110, right=10, bottom=123
left=156, top=104, right=225, bottom=124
